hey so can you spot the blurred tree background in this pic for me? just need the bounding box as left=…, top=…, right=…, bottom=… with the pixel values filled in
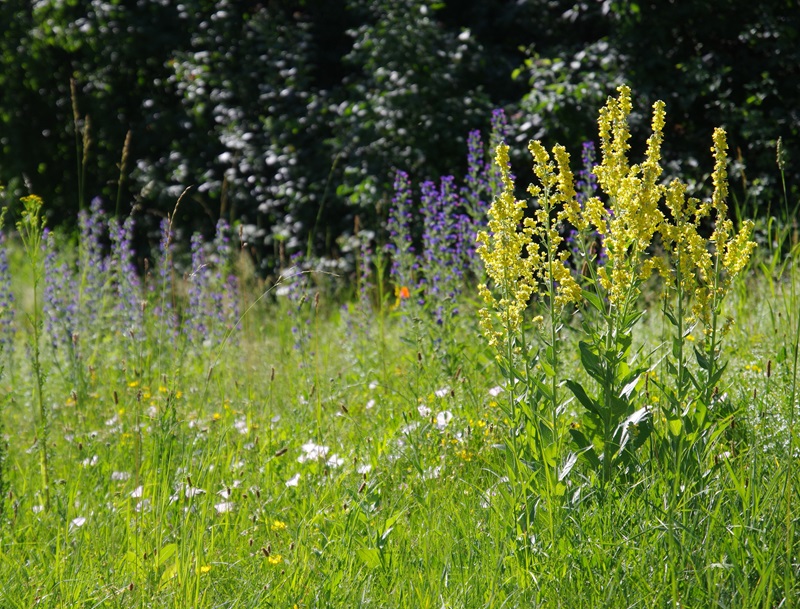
left=1, top=0, right=797, bottom=272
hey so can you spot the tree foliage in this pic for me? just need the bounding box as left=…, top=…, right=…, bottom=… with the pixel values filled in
left=0, top=0, right=797, bottom=271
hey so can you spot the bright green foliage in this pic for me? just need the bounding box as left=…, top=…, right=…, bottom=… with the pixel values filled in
left=0, top=185, right=797, bottom=607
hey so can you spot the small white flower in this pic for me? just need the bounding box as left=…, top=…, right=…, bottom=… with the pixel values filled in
left=130, top=486, right=144, bottom=498
left=135, top=499, right=151, bottom=512
left=357, top=464, right=372, bottom=475
left=298, top=441, right=329, bottom=463
left=366, top=399, right=376, bottom=410
left=185, top=486, right=206, bottom=499
left=326, top=454, right=344, bottom=468
left=234, top=418, right=249, bottom=434
left=70, top=516, right=86, bottom=529
left=368, top=380, right=379, bottom=390
left=434, top=387, right=451, bottom=399
left=32, top=505, right=44, bottom=514
left=286, top=473, right=300, bottom=487
left=214, top=501, right=234, bottom=514
left=81, top=455, right=99, bottom=467
left=424, top=465, right=442, bottom=479
left=436, top=411, right=453, bottom=430
left=488, top=386, right=503, bottom=397
left=400, top=422, right=419, bottom=435
left=417, top=404, right=431, bottom=417
left=111, top=471, right=130, bottom=481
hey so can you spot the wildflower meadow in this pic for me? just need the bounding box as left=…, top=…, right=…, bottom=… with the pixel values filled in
left=1, top=88, right=799, bottom=608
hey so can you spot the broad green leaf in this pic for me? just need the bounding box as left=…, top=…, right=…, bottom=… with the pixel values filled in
left=619, top=374, right=641, bottom=400
left=582, top=288, right=605, bottom=313
left=578, top=341, right=605, bottom=384
left=694, top=345, right=710, bottom=371
left=156, top=543, right=177, bottom=569
left=568, top=430, right=601, bottom=469
left=565, top=380, right=600, bottom=416
left=668, top=416, right=682, bottom=437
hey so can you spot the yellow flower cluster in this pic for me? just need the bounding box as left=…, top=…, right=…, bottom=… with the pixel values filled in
left=660, top=127, right=756, bottom=327
left=590, top=86, right=666, bottom=307
left=526, top=140, right=583, bottom=308
left=476, top=138, right=583, bottom=355
left=477, top=84, right=757, bottom=355
left=476, top=143, right=539, bottom=352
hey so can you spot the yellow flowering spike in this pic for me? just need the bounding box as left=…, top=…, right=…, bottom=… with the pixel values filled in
left=553, top=145, right=585, bottom=231
left=710, top=128, right=729, bottom=221
left=476, top=143, right=539, bottom=354
left=590, top=86, right=666, bottom=307
left=723, top=220, right=756, bottom=277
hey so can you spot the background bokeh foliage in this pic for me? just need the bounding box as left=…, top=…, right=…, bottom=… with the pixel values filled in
left=1, top=0, right=797, bottom=271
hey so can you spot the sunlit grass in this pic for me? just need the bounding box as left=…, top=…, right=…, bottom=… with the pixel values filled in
left=0, top=210, right=796, bottom=607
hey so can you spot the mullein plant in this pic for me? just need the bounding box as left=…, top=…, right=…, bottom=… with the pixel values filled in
left=562, top=86, right=667, bottom=485
left=477, top=85, right=756, bottom=498
left=476, top=140, right=582, bottom=549
left=654, top=128, right=756, bottom=483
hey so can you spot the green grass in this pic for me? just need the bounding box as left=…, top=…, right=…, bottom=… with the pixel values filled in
left=0, top=225, right=797, bottom=609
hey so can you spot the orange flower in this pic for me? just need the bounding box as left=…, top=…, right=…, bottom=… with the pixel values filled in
left=398, top=286, right=410, bottom=300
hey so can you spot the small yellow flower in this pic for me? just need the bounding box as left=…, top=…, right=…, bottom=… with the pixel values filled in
left=212, top=412, right=221, bottom=421
left=200, top=565, right=212, bottom=574
left=268, top=554, right=283, bottom=565
left=270, top=519, right=287, bottom=532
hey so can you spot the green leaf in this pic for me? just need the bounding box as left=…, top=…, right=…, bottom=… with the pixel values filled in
left=156, top=543, right=177, bottom=569
left=667, top=415, right=682, bottom=437
left=565, top=380, right=600, bottom=416
left=619, top=374, right=641, bottom=400
left=708, top=360, right=729, bottom=388
left=582, top=288, right=605, bottom=313
left=568, top=431, right=600, bottom=469
left=694, top=345, right=711, bottom=371
left=578, top=341, right=605, bottom=384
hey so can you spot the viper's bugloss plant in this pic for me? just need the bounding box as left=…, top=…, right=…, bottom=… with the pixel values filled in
left=0, top=207, right=8, bottom=522
left=0, top=219, right=14, bottom=361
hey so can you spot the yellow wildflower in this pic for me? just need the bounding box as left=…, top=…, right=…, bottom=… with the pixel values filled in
left=476, top=143, right=539, bottom=354
left=591, top=86, right=666, bottom=307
